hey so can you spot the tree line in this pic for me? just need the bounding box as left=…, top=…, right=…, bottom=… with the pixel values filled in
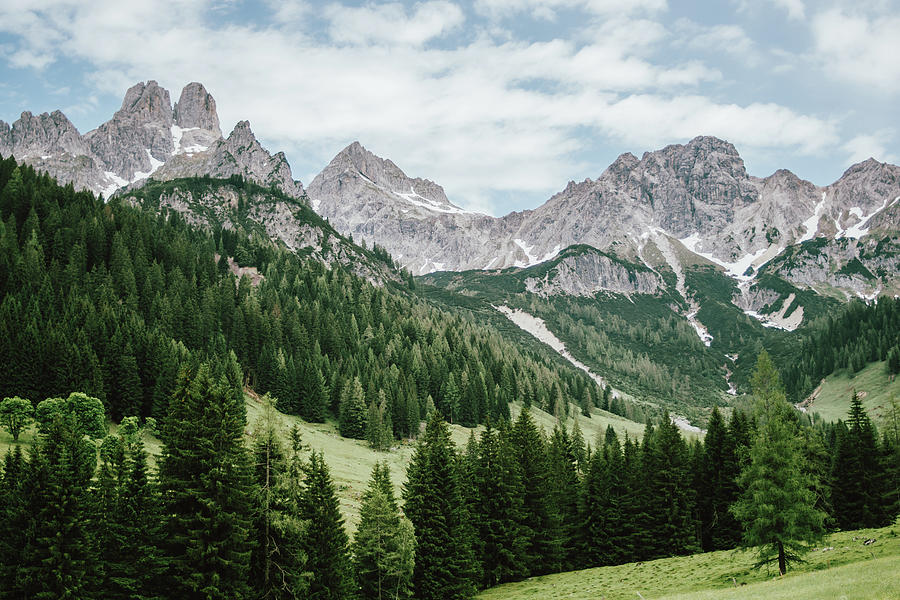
left=3, top=351, right=898, bottom=598
left=0, top=154, right=626, bottom=444
left=783, top=297, right=900, bottom=401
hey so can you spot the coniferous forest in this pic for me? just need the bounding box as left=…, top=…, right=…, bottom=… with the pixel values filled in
left=1, top=155, right=899, bottom=598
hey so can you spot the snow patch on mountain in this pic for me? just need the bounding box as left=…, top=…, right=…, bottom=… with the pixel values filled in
left=839, top=196, right=894, bottom=239
left=495, top=305, right=611, bottom=392
left=742, top=292, right=804, bottom=331
left=798, top=192, right=827, bottom=243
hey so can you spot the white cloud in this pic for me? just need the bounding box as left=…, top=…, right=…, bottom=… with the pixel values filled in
left=0, top=0, right=857, bottom=213
left=811, top=9, right=900, bottom=93
left=734, top=0, right=805, bottom=21
left=843, top=131, right=897, bottom=165
left=474, top=0, right=667, bottom=21
left=324, top=1, right=465, bottom=46
left=772, top=0, right=805, bottom=20
left=674, top=19, right=760, bottom=67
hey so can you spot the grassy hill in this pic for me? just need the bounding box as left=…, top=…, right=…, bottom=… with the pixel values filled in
left=802, top=360, right=900, bottom=427
left=477, top=523, right=900, bottom=600
left=0, top=395, right=645, bottom=531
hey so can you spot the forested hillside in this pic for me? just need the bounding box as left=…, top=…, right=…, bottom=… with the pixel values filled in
left=1, top=156, right=898, bottom=599
left=0, top=154, right=623, bottom=438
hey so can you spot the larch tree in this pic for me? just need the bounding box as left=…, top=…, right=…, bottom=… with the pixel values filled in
left=731, top=351, right=826, bottom=576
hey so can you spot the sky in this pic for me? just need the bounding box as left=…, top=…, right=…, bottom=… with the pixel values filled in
left=0, top=0, right=898, bottom=216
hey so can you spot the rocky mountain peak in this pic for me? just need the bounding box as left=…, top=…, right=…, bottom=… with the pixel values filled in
left=173, top=82, right=221, bottom=135
left=2, top=109, right=89, bottom=158
left=116, top=80, right=173, bottom=127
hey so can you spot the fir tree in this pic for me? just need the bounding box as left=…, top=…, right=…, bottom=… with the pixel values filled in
left=830, top=392, right=888, bottom=529
left=300, top=451, right=351, bottom=600
left=158, top=362, right=255, bottom=598
left=18, top=409, right=99, bottom=599
left=249, top=398, right=310, bottom=599
left=403, top=412, right=477, bottom=600
left=509, top=409, right=561, bottom=576
left=353, top=462, right=415, bottom=600
left=472, top=424, right=528, bottom=587
left=339, top=377, right=368, bottom=439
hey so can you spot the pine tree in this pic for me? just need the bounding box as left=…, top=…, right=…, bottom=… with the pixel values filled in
left=641, top=419, right=698, bottom=559
left=0, top=445, right=27, bottom=598
left=472, top=424, right=528, bottom=587
left=158, top=362, right=255, bottom=597
left=249, top=398, right=309, bottom=599
left=697, top=407, right=742, bottom=551
left=300, top=451, right=351, bottom=600
left=18, top=409, right=99, bottom=599
left=353, top=462, right=415, bottom=600
left=339, top=376, right=368, bottom=439
left=403, top=412, right=477, bottom=600
left=546, top=424, right=580, bottom=570
left=731, top=351, right=826, bottom=575
left=830, top=392, right=888, bottom=529
left=509, top=409, right=561, bottom=575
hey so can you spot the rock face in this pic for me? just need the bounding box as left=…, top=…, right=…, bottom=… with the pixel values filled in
left=174, top=82, right=221, bottom=134
left=141, top=120, right=304, bottom=199
left=523, top=247, right=664, bottom=297
left=307, top=138, right=900, bottom=295
left=0, top=80, right=304, bottom=200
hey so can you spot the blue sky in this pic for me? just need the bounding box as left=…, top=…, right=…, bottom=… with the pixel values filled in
left=1, top=0, right=897, bottom=216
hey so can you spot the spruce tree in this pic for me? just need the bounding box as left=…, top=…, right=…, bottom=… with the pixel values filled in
left=353, top=462, right=415, bottom=600
left=158, top=362, right=255, bottom=598
left=546, top=424, right=581, bottom=570
left=339, top=376, right=368, bottom=439
left=249, top=398, right=309, bottom=599
left=472, top=424, right=527, bottom=587
left=403, top=412, right=477, bottom=600
left=300, top=451, right=351, bottom=600
left=509, top=409, right=561, bottom=576
left=18, top=410, right=99, bottom=599
left=830, top=392, right=888, bottom=529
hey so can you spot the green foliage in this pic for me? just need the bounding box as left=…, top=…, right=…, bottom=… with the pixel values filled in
left=731, top=352, right=826, bottom=575
left=0, top=396, right=33, bottom=441
left=353, top=462, right=416, bottom=600
left=158, top=362, right=254, bottom=597
left=34, top=392, right=106, bottom=439
left=403, top=412, right=478, bottom=600
left=300, top=451, right=351, bottom=600
left=248, top=398, right=310, bottom=599
left=783, top=298, right=900, bottom=401
left=830, top=393, right=892, bottom=530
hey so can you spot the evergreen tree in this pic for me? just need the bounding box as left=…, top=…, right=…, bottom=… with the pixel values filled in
left=249, top=398, right=309, bottom=599
left=18, top=409, right=99, bottom=599
left=403, top=412, right=477, bottom=600
left=0, top=445, right=27, bottom=598
left=509, top=409, right=561, bottom=575
left=353, top=462, right=415, bottom=600
left=339, top=377, right=368, bottom=439
left=158, top=362, right=255, bottom=598
left=546, top=424, right=580, bottom=570
left=471, top=424, right=528, bottom=587
left=697, top=407, right=742, bottom=551
left=94, top=417, right=165, bottom=599
left=641, top=419, right=698, bottom=559
left=731, top=352, right=826, bottom=575
left=300, top=451, right=351, bottom=600
left=830, top=392, right=889, bottom=529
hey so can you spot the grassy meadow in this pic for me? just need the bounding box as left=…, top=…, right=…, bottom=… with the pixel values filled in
left=805, top=360, right=899, bottom=427
left=1, top=395, right=645, bottom=531
left=477, top=524, right=900, bottom=600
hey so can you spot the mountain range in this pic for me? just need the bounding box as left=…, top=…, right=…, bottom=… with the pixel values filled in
left=3, top=80, right=899, bottom=411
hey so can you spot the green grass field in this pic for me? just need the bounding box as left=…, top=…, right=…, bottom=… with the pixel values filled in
left=805, top=360, right=900, bottom=427
left=477, top=524, right=900, bottom=600
left=1, top=395, right=645, bottom=531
